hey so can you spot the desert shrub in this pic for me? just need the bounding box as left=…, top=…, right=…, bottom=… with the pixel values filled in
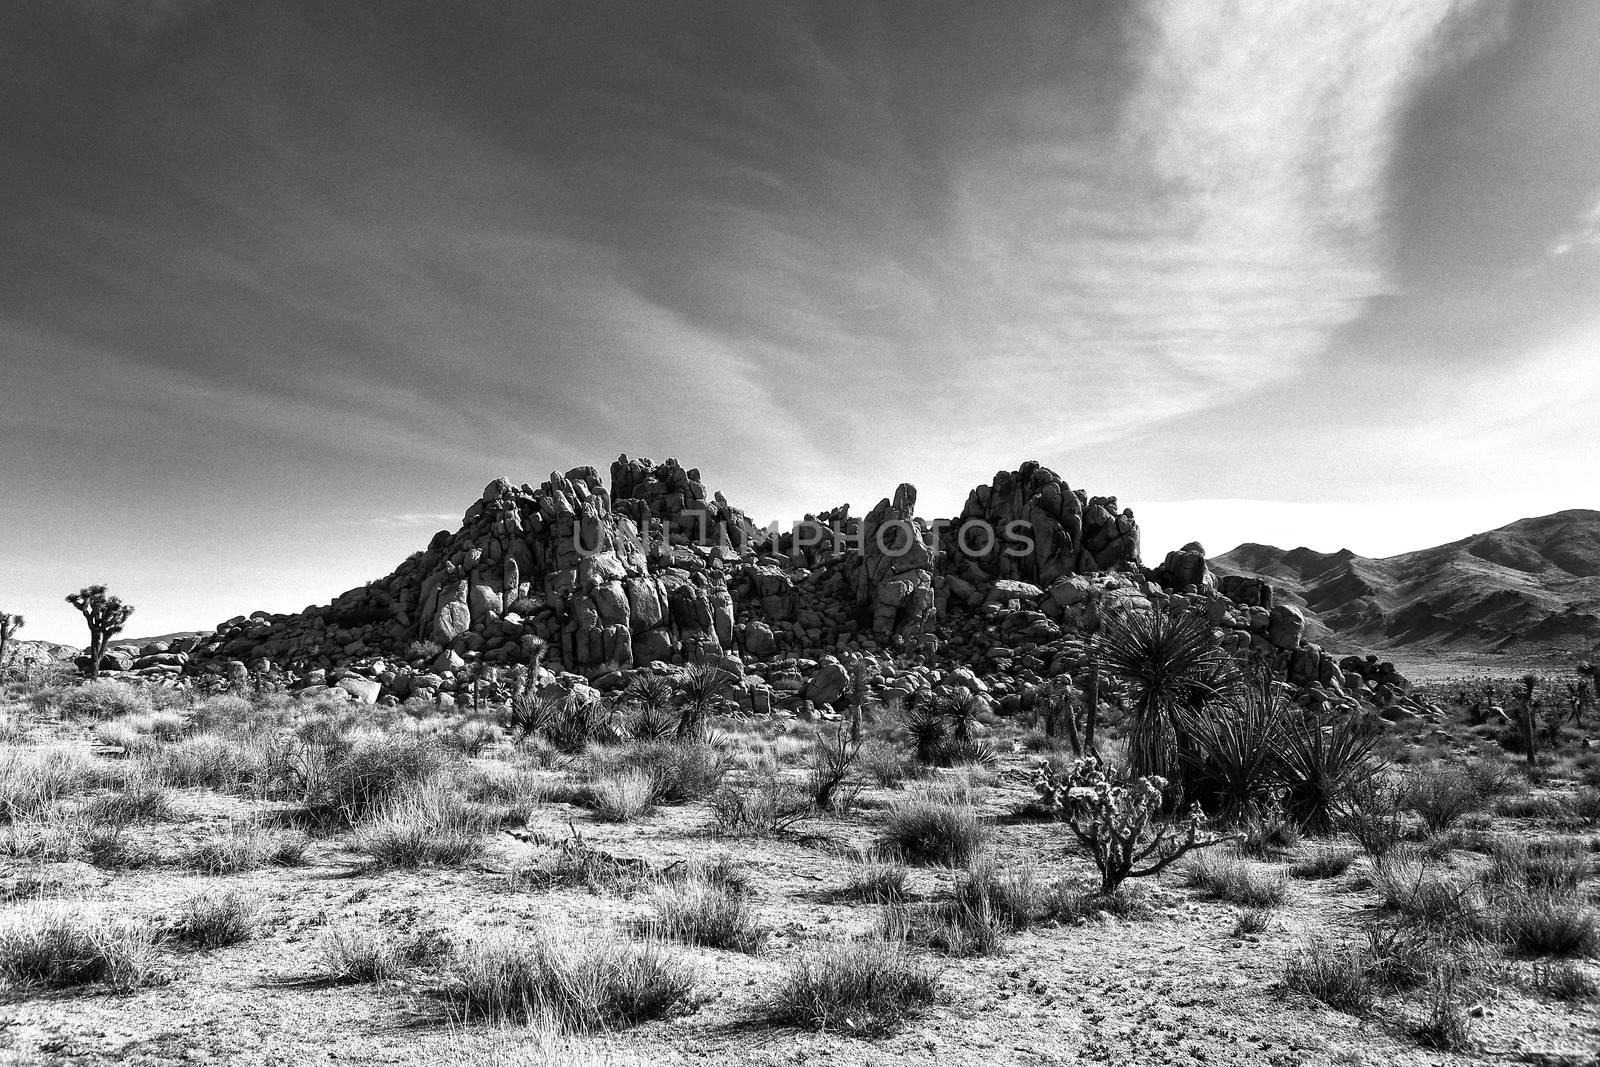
left=54, top=679, right=152, bottom=720
left=837, top=857, right=909, bottom=904
left=0, top=904, right=167, bottom=992
left=1284, top=935, right=1372, bottom=1013
left=1463, top=758, right=1523, bottom=799
left=1033, top=758, right=1230, bottom=893
left=457, top=762, right=546, bottom=824
left=1289, top=843, right=1357, bottom=879
left=1372, top=856, right=1491, bottom=935
left=182, top=822, right=309, bottom=874
left=441, top=930, right=697, bottom=1031
left=1498, top=892, right=1597, bottom=957
left=707, top=757, right=813, bottom=837
left=768, top=936, right=937, bottom=1036
left=587, top=768, right=656, bottom=824
left=1414, top=961, right=1475, bottom=1052
left=1533, top=960, right=1598, bottom=1000
left=170, top=890, right=260, bottom=948
left=641, top=868, right=764, bottom=954
left=351, top=780, right=494, bottom=868
left=1335, top=779, right=1407, bottom=858
left=1401, top=765, right=1485, bottom=834
left=1179, top=850, right=1289, bottom=907
left=1363, top=921, right=1434, bottom=990
left=859, top=739, right=916, bottom=788
left=807, top=726, right=863, bottom=812
left=318, top=924, right=403, bottom=982
left=880, top=791, right=989, bottom=867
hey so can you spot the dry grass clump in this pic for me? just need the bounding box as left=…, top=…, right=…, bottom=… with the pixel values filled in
left=142, top=734, right=265, bottom=792
left=51, top=679, right=153, bottom=720
left=1494, top=793, right=1574, bottom=821
left=1414, top=961, right=1475, bottom=1052
left=1038, top=879, right=1157, bottom=924
left=836, top=856, right=910, bottom=904
left=1284, top=935, right=1373, bottom=1014
left=81, top=770, right=173, bottom=825
left=1498, top=891, right=1598, bottom=957
left=879, top=789, right=989, bottom=867
left=440, top=930, right=697, bottom=1031
left=1179, top=850, right=1289, bottom=907
left=351, top=779, right=494, bottom=868
left=170, top=889, right=261, bottom=948
left=768, top=936, right=938, bottom=1035
left=1487, top=837, right=1589, bottom=894
left=586, top=768, right=656, bottom=823
left=641, top=864, right=765, bottom=954
left=585, top=741, right=731, bottom=806
left=858, top=739, right=917, bottom=788
left=311, top=734, right=451, bottom=822
left=318, top=924, right=405, bottom=983
left=1371, top=855, right=1491, bottom=934
left=0, top=746, right=104, bottom=821
left=182, top=821, right=309, bottom=874
left=1533, top=960, right=1598, bottom=1001
left=1288, top=843, right=1357, bottom=879
left=0, top=904, right=167, bottom=992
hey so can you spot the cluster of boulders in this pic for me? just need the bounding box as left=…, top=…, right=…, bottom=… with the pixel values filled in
left=83, top=454, right=1414, bottom=719
left=76, top=636, right=201, bottom=680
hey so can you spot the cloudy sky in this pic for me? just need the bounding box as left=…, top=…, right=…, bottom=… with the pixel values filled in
left=4, top=0, right=1598, bottom=643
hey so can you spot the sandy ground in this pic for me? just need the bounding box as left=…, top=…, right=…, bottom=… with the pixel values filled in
left=3, top=736, right=1597, bottom=1067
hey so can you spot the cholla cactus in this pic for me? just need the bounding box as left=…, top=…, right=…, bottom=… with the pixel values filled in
left=1037, top=757, right=1231, bottom=894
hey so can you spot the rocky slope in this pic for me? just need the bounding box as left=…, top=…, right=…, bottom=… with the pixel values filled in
left=1210, top=509, right=1600, bottom=654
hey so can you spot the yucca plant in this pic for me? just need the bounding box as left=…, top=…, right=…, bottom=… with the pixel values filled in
left=900, top=692, right=948, bottom=766
left=621, top=675, right=677, bottom=742
left=1098, top=609, right=1238, bottom=785
left=1274, top=704, right=1380, bottom=834
left=1173, top=678, right=1287, bottom=817
left=674, top=661, right=734, bottom=742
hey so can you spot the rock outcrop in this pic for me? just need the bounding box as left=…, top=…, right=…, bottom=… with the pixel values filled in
left=165, top=454, right=1400, bottom=717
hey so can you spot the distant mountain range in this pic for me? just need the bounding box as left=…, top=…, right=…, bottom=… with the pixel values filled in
left=1211, top=509, right=1600, bottom=655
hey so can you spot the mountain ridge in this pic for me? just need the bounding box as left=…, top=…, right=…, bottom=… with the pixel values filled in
left=1210, top=509, right=1600, bottom=654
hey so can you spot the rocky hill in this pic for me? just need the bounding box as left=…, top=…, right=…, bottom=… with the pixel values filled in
left=85, top=455, right=1400, bottom=717
left=1211, top=509, right=1600, bottom=654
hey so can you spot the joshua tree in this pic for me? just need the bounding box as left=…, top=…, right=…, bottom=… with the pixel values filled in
left=0, top=611, right=21, bottom=667
left=65, top=585, right=133, bottom=679
left=1515, top=673, right=1539, bottom=770
left=1098, top=608, right=1236, bottom=785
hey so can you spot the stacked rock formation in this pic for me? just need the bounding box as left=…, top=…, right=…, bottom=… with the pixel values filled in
left=164, top=454, right=1408, bottom=716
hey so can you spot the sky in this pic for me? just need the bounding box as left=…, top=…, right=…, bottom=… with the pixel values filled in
left=3, top=0, right=1598, bottom=644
